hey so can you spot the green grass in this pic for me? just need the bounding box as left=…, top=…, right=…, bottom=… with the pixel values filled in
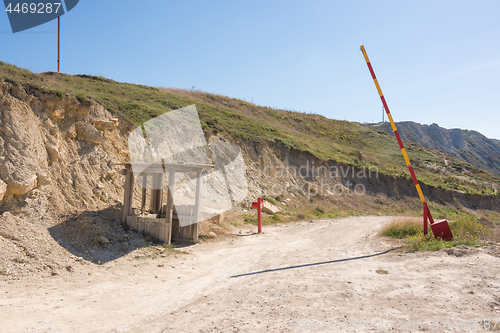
left=381, top=218, right=422, bottom=238
left=382, top=214, right=492, bottom=251
left=480, top=210, right=500, bottom=225
left=262, top=195, right=278, bottom=206
left=199, top=234, right=215, bottom=240
left=1, top=61, right=499, bottom=196
left=243, top=205, right=369, bottom=226
left=243, top=213, right=283, bottom=225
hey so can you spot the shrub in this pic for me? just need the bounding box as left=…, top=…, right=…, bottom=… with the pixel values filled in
left=314, top=207, right=325, bottom=216
left=449, top=214, right=491, bottom=241
left=264, top=196, right=277, bottom=205
left=75, top=93, right=88, bottom=103
left=382, top=214, right=492, bottom=252
left=271, top=214, right=281, bottom=223
left=381, top=218, right=421, bottom=238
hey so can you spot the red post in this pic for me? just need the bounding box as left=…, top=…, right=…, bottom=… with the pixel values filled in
left=251, top=197, right=263, bottom=234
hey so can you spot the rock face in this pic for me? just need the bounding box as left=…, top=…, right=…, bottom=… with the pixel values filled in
left=0, top=81, right=127, bottom=212
left=0, top=179, right=7, bottom=201
left=6, top=175, right=37, bottom=195
left=93, top=119, right=119, bottom=130
left=0, top=87, right=45, bottom=196
left=46, top=145, right=60, bottom=163
left=368, top=121, right=500, bottom=178
left=36, top=171, right=50, bottom=186
left=50, top=108, right=65, bottom=121
left=76, top=121, right=104, bottom=144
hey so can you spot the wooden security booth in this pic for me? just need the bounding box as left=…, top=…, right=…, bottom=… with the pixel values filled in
left=117, top=162, right=212, bottom=244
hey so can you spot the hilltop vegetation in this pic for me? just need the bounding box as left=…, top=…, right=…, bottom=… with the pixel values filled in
left=1, top=61, right=498, bottom=196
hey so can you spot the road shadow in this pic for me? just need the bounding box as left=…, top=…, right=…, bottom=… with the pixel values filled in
left=48, top=204, right=189, bottom=264
left=230, top=246, right=404, bottom=278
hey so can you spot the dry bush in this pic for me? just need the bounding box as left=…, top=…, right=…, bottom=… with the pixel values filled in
left=484, top=225, right=500, bottom=244
left=478, top=214, right=495, bottom=228
left=381, top=217, right=422, bottom=238
left=450, top=214, right=491, bottom=240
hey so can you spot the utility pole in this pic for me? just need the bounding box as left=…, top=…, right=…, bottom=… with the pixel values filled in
left=382, top=105, right=385, bottom=123
left=57, top=16, right=60, bottom=73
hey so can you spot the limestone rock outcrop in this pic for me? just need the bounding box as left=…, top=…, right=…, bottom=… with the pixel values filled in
left=0, top=179, right=7, bottom=201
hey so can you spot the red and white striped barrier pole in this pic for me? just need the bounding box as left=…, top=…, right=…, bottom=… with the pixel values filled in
left=360, top=45, right=453, bottom=241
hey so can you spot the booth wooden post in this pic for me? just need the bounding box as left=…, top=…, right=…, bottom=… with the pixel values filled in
left=141, top=173, right=148, bottom=215
left=122, top=167, right=135, bottom=222
left=150, top=173, right=164, bottom=214
left=165, top=169, right=176, bottom=245
left=192, top=170, right=202, bottom=242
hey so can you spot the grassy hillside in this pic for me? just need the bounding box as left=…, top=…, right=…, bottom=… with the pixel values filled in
left=1, top=61, right=499, bottom=196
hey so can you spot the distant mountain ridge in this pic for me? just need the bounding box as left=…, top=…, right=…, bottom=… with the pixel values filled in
left=367, top=121, right=500, bottom=178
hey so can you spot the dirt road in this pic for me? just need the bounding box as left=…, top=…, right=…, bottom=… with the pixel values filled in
left=1, top=216, right=500, bottom=332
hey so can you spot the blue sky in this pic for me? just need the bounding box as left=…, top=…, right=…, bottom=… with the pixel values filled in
left=1, top=0, right=499, bottom=139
